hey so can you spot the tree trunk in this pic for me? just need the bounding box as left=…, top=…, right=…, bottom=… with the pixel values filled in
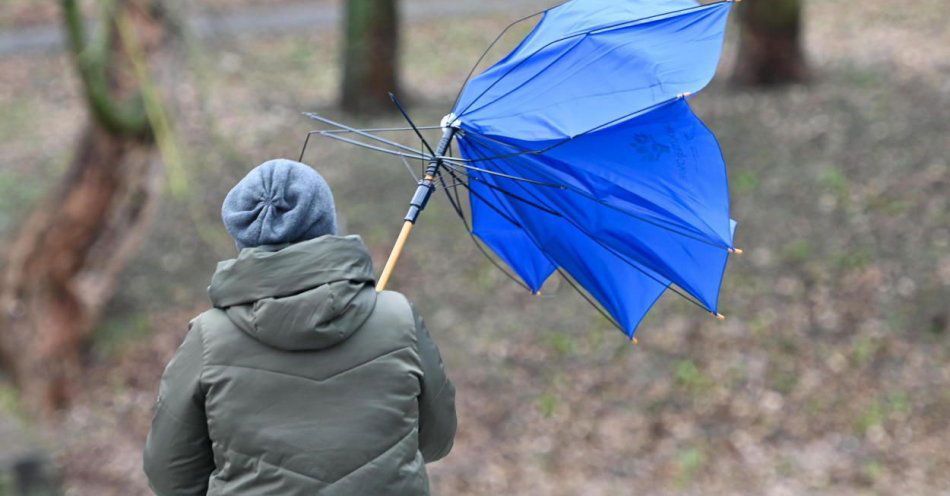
left=0, top=126, right=162, bottom=412
left=0, top=0, right=177, bottom=414
left=732, top=0, right=809, bottom=86
left=341, top=0, right=400, bottom=114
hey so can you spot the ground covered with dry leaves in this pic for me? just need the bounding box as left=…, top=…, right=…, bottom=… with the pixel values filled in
left=1, top=0, right=948, bottom=494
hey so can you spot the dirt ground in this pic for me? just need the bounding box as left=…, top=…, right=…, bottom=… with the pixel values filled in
left=1, top=0, right=948, bottom=495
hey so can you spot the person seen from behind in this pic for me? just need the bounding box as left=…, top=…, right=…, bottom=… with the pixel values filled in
left=143, top=159, right=457, bottom=495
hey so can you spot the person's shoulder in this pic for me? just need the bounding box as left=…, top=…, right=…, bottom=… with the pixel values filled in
left=186, top=307, right=248, bottom=357
left=364, top=290, right=417, bottom=334
left=189, top=307, right=231, bottom=334
left=373, top=290, right=413, bottom=315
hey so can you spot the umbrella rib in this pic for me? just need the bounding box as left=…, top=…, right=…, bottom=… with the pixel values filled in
left=312, top=116, right=714, bottom=236
left=454, top=1, right=734, bottom=117
left=460, top=34, right=589, bottom=118
left=299, top=129, right=432, bottom=184
left=450, top=156, right=712, bottom=327
left=448, top=160, right=709, bottom=335
left=317, top=132, right=430, bottom=161
left=452, top=3, right=563, bottom=110
left=443, top=152, right=566, bottom=218
left=457, top=158, right=700, bottom=330
left=443, top=165, right=563, bottom=296
left=446, top=168, right=525, bottom=229
left=438, top=168, right=469, bottom=225
left=299, top=130, right=318, bottom=162
left=451, top=150, right=660, bottom=329
left=462, top=109, right=734, bottom=249
left=304, top=111, right=561, bottom=188
left=321, top=125, right=443, bottom=133
left=463, top=136, right=715, bottom=315
left=446, top=141, right=469, bottom=215
left=438, top=169, right=531, bottom=291
left=389, top=92, right=438, bottom=158
left=399, top=155, right=420, bottom=182
left=462, top=173, right=563, bottom=217
left=460, top=129, right=729, bottom=251
left=304, top=112, right=428, bottom=156
left=556, top=268, right=626, bottom=335
left=463, top=128, right=729, bottom=249
left=440, top=159, right=566, bottom=189
left=445, top=165, right=555, bottom=291
left=451, top=95, right=683, bottom=164
left=439, top=177, right=467, bottom=191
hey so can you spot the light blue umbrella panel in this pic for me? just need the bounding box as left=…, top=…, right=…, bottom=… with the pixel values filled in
left=302, top=0, right=741, bottom=339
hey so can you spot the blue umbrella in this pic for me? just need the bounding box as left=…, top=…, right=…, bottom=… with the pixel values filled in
left=303, top=0, right=740, bottom=340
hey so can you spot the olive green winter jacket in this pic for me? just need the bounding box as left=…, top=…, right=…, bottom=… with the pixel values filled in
left=143, top=235, right=456, bottom=495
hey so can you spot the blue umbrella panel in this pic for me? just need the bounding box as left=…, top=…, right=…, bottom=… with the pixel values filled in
left=302, top=0, right=741, bottom=339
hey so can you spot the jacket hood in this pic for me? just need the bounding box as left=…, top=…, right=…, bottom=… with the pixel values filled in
left=208, top=235, right=377, bottom=351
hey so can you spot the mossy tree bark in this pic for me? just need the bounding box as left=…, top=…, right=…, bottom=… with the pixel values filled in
left=341, top=0, right=400, bottom=114
left=732, top=0, right=809, bottom=86
left=0, top=0, right=180, bottom=414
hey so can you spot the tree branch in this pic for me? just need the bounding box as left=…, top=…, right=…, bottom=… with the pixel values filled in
left=61, top=0, right=151, bottom=136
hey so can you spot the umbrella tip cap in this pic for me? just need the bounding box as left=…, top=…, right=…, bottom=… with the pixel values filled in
left=715, top=313, right=726, bottom=321
left=729, top=247, right=744, bottom=255
left=441, top=113, right=462, bottom=129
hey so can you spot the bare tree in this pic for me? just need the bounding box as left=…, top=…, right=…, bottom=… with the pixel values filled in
left=341, top=0, right=400, bottom=114
left=732, top=0, right=809, bottom=86
left=0, top=0, right=181, bottom=413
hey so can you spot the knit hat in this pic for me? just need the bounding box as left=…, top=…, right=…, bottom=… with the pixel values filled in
left=222, top=159, right=337, bottom=249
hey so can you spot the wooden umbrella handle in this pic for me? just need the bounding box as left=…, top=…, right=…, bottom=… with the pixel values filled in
left=376, top=220, right=415, bottom=292
left=375, top=125, right=457, bottom=292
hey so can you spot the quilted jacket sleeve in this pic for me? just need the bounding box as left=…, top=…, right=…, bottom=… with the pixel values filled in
left=412, top=306, right=457, bottom=463
left=143, top=322, right=215, bottom=495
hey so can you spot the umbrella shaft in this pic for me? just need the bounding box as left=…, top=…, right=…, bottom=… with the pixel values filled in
left=405, top=127, right=457, bottom=223
left=378, top=126, right=456, bottom=292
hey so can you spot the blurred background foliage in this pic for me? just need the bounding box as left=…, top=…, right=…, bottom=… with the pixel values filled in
left=0, top=0, right=949, bottom=494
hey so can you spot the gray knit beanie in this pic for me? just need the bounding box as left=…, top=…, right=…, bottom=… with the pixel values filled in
left=222, top=159, right=337, bottom=249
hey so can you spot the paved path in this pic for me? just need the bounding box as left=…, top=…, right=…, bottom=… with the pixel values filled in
left=0, top=0, right=552, bottom=57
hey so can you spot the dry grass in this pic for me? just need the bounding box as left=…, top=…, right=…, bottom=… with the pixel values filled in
left=1, top=0, right=948, bottom=494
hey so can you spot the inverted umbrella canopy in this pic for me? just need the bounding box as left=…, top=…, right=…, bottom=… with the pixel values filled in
left=452, top=0, right=737, bottom=336
left=302, top=0, right=740, bottom=340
